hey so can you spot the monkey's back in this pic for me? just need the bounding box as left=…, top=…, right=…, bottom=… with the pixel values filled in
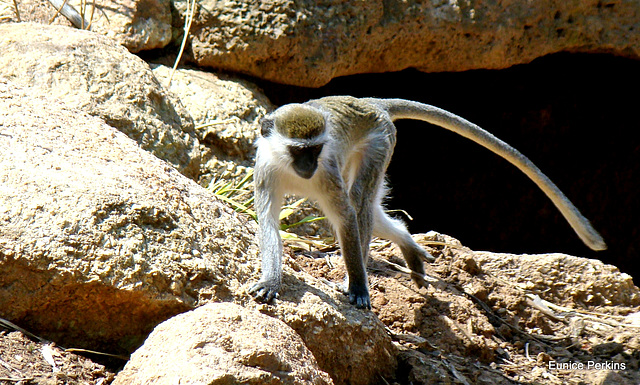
left=309, top=96, right=395, bottom=145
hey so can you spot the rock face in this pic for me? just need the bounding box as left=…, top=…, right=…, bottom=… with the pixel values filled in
left=87, top=0, right=173, bottom=53
left=0, top=78, right=257, bottom=352
left=251, top=277, right=398, bottom=385
left=184, top=0, right=640, bottom=87
left=1, top=0, right=173, bottom=52
left=0, top=22, right=200, bottom=179
left=151, top=64, right=273, bottom=186
left=474, top=251, right=640, bottom=308
left=113, top=302, right=334, bottom=385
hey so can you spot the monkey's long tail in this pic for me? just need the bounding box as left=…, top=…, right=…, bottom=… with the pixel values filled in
left=376, top=98, right=607, bottom=251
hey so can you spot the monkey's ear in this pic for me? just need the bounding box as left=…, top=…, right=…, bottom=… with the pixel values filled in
left=260, top=117, right=275, bottom=137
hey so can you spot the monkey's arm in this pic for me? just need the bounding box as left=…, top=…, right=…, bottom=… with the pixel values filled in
left=373, top=98, right=606, bottom=251
left=249, top=155, right=285, bottom=302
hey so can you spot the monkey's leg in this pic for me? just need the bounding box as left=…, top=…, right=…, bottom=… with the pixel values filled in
left=336, top=209, right=370, bottom=309
left=320, top=201, right=370, bottom=308
left=341, top=136, right=398, bottom=307
left=373, top=206, right=435, bottom=288
left=316, top=162, right=370, bottom=309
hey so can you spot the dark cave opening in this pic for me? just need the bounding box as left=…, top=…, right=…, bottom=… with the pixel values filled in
left=257, top=53, right=640, bottom=284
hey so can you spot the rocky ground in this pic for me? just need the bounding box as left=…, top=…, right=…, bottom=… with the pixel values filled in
left=0, top=331, right=115, bottom=384
left=291, top=233, right=640, bottom=384
left=2, top=233, right=638, bottom=384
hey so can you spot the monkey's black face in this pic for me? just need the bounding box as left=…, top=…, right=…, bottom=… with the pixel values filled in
left=289, top=144, right=323, bottom=179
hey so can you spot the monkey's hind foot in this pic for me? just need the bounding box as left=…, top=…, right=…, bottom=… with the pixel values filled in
left=249, top=281, right=280, bottom=304
left=347, top=285, right=371, bottom=310
left=321, top=279, right=371, bottom=309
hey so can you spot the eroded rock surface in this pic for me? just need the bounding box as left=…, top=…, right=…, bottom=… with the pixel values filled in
left=0, top=22, right=200, bottom=179
left=151, top=64, right=273, bottom=186
left=182, top=0, right=640, bottom=87
left=0, top=78, right=256, bottom=352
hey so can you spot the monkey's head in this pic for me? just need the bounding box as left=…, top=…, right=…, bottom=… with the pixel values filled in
left=261, top=104, right=327, bottom=179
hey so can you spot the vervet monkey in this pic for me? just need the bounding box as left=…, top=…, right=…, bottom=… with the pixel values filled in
left=249, top=96, right=606, bottom=309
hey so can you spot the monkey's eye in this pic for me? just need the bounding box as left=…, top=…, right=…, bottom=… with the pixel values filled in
left=309, top=144, right=323, bottom=157
left=290, top=144, right=323, bottom=158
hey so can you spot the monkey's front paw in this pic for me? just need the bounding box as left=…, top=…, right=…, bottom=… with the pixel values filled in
left=249, top=281, right=280, bottom=304
left=347, top=286, right=371, bottom=310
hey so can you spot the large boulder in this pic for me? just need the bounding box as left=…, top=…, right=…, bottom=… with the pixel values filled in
left=85, top=0, right=173, bottom=53
left=0, top=78, right=256, bottom=353
left=113, top=302, right=334, bottom=385
left=474, top=251, right=640, bottom=308
left=0, top=22, right=200, bottom=179
left=249, top=277, right=397, bottom=385
left=182, top=0, right=640, bottom=87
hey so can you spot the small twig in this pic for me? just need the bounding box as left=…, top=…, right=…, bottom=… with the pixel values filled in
left=80, top=0, right=85, bottom=29
left=324, top=254, right=334, bottom=269
left=64, top=347, right=129, bottom=360
left=442, top=358, right=472, bottom=385
left=0, top=377, right=34, bottom=382
left=196, top=118, right=238, bottom=130
left=376, top=257, right=441, bottom=285
left=526, top=294, right=564, bottom=322
left=0, top=317, right=48, bottom=342
left=88, top=0, right=97, bottom=28
left=11, top=0, right=20, bottom=21
left=319, top=278, right=344, bottom=293
left=0, top=357, right=22, bottom=375
left=525, top=342, right=534, bottom=362
left=47, top=0, right=88, bottom=29
left=526, top=294, right=640, bottom=329
left=385, top=208, right=413, bottom=221
left=370, top=238, right=392, bottom=251
left=167, top=0, right=196, bottom=88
